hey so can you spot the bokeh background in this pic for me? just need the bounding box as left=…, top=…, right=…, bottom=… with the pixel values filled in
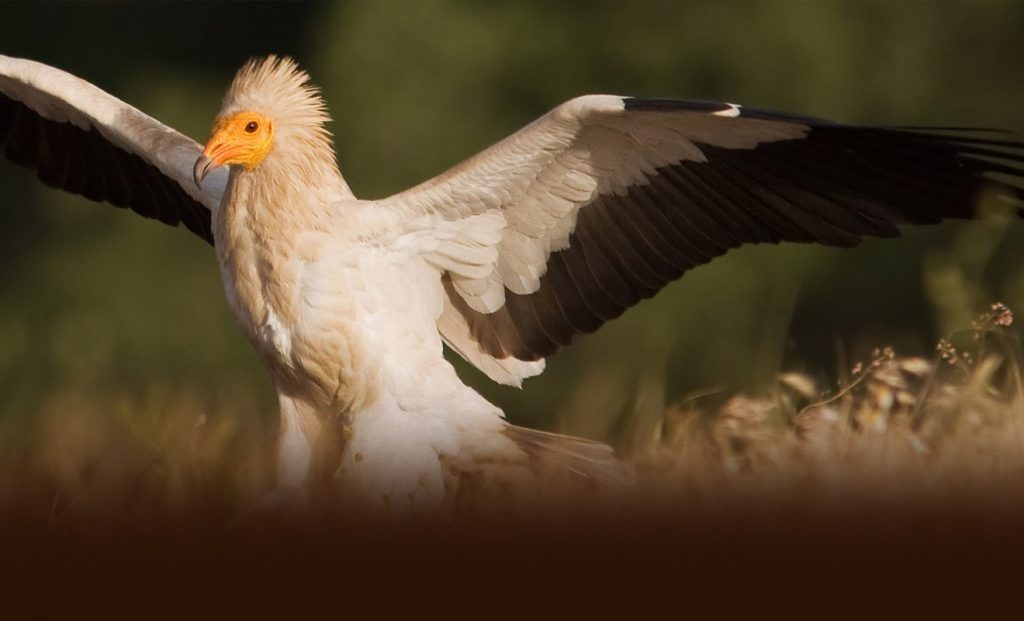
left=1, top=0, right=1023, bottom=471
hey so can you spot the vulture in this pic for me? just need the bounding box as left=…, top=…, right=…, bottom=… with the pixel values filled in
left=1, top=54, right=1023, bottom=515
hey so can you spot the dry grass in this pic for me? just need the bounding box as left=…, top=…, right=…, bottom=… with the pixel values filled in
left=3, top=305, right=1024, bottom=533
left=0, top=385, right=274, bottom=531
left=636, top=302, right=1024, bottom=519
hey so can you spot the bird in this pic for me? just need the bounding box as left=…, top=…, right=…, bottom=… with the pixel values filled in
left=2, top=54, right=1022, bottom=516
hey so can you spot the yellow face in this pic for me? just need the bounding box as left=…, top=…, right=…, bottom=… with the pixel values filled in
left=201, top=111, right=274, bottom=170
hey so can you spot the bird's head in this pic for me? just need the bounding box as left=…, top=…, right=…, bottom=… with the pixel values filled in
left=193, top=55, right=334, bottom=188
left=194, top=111, right=274, bottom=185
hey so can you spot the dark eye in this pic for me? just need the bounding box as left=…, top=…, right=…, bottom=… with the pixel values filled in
left=245, top=121, right=259, bottom=133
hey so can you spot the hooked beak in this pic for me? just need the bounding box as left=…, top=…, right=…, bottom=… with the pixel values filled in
left=193, top=154, right=215, bottom=188
left=194, top=132, right=243, bottom=188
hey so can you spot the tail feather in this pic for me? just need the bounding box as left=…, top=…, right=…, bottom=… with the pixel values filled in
left=503, top=424, right=633, bottom=486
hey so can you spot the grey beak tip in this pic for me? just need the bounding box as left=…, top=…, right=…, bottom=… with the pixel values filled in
left=193, top=155, right=213, bottom=188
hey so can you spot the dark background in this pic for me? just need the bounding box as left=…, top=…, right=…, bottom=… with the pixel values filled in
left=2, top=0, right=1023, bottom=450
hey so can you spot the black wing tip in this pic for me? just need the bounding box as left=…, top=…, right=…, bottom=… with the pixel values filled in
left=622, top=97, right=737, bottom=114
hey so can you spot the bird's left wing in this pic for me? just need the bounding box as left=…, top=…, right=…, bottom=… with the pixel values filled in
left=0, top=55, right=224, bottom=243
left=380, top=95, right=1024, bottom=386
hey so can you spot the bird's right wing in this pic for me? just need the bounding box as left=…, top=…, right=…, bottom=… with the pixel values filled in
left=383, top=95, right=1024, bottom=387
left=0, top=55, right=224, bottom=243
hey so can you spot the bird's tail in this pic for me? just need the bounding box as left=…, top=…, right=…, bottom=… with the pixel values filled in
left=447, top=423, right=633, bottom=518
left=502, top=424, right=633, bottom=489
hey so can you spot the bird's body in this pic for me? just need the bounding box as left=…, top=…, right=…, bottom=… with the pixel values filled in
left=2, top=54, right=1023, bottom=517
left=218, top=185, right=529, bottom=509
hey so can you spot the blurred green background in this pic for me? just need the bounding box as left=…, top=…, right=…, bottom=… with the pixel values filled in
left=2, top=0, right=1023, bottom=449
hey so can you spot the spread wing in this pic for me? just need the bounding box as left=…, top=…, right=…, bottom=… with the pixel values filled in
left=0, top=55, right=226, bottom=243
left=383, top=95, right=1024, bottom=386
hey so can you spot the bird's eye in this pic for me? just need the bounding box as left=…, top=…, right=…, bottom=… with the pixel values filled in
left=245, top=121, right=259, bottom=133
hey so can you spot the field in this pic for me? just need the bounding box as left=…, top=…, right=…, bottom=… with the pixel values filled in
left=3, top=302, right=1023, bottom=532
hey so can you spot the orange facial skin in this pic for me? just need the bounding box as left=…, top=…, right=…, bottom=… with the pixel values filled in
left=194, top=111, right=274, bottom=186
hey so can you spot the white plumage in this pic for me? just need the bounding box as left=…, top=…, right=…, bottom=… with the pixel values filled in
left=2, top=54, right=1022, bottom=516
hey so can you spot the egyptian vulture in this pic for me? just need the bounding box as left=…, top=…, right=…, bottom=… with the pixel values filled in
left=2, top=54, right=1022, bottom=514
